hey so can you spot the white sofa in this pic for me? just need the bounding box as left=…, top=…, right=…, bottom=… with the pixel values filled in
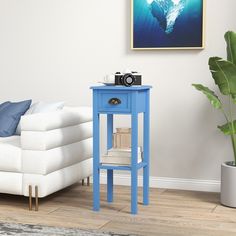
left=0, top=106, right=93, bottom=210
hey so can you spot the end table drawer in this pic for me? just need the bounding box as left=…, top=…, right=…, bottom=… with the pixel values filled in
left=98, top=92, right=131, bottom=112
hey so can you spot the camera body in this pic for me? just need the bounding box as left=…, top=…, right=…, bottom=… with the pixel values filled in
left=115, top=72, right=142, bottom=87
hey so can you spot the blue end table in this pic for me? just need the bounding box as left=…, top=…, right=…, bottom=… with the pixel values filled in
left=90, top=85, right=152, bottom=214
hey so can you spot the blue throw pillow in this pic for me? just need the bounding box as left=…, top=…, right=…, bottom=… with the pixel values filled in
left=0, top=100, right=32, bottom=137
left=0, top=101, right=10, bottom=112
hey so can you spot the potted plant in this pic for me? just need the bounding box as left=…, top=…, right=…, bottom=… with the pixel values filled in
left=193, top=31, right=236, bottom=207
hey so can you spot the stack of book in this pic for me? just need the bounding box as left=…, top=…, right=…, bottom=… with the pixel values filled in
left=113, top=127, right=131, bottom=149
left=101, top=147, right=142, bottom=165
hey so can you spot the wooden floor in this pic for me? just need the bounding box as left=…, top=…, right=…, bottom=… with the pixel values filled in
left=0, top=183, right=236, bottom=236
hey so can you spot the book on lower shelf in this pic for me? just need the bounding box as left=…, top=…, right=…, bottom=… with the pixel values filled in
left=101, top=147, right=142, bottom=165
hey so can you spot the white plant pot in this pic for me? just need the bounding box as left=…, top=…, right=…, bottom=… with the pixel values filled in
left=221, top=162, right=236, bottom=208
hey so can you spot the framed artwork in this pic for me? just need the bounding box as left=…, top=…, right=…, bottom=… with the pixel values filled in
left=131, top=0, right=205, bottom=50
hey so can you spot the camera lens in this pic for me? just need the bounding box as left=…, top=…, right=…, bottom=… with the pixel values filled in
left=122, top=73, right=135, bottom=87
left=126, top=76, right=133, bottom=84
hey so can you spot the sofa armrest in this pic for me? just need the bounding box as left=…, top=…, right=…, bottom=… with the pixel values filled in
left=21, top=106, right=92, bottom=132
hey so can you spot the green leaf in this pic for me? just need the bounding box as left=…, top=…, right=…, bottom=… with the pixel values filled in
left=232, top=94, right=236, bottom=104
left=225, top=31, right=236, bottom=65
left=218, top=121, right=236, bottom=135
left=209, top=57, right=236, bottom=98
left=192, top=84, right=222, bottom=109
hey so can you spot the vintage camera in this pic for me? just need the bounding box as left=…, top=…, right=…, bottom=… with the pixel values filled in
left=115, top=72, right=142, bottom=87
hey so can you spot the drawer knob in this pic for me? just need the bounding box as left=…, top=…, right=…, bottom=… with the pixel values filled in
left=108, top=98, right=121, bottom=105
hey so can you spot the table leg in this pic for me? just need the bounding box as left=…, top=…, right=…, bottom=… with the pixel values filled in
left=143, top=90, right=150, bottom=205
left=107, top=114, right=114, bottom=202
left=131, top=112, right=138, bottom=214
left=107, top=169, right=113, bottom=202
left=93, top=112, right=100, bottom=211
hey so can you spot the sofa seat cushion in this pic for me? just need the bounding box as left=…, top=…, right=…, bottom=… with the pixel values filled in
left=0, top=136, right=21, bottom=172
left=22, top=138, right=92, bottom=175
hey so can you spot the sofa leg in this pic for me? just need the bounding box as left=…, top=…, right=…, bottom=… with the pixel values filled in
left=87, top=177, right=90, bottom=186
left=35, top=186, right=39, bottom=211
left=82, top=179, right=85, bottom=186
left=29, top=185, right=32, bottom=211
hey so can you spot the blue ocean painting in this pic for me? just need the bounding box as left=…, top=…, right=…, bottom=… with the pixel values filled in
left=133, top=0, right=204, bottom=48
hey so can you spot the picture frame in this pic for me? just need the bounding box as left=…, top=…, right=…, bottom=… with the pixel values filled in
left=131, top=0, right=205, bottom=50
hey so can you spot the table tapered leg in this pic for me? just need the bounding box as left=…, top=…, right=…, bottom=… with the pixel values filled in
left=107, top=170, right=113, bottom=202
left=131, top=111, right=138, bottom=214
left=143, top=91, right=150, bottom=205
left=107, top=114, right=113, bottom=202
left=93, top=110, right=100, bottom=211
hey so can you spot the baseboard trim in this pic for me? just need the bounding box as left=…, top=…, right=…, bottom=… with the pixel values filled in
left=95, top=173, right=220, bottom=193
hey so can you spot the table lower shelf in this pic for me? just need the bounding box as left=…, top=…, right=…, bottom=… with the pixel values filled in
left=99, top=162, right=147, bottom=171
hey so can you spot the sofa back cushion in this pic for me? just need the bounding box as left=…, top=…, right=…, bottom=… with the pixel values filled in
left=31, top=101, right=65, bottom=113
left=0, top=100, right=32, bottom=137
left=15, top=101, right=65, bottom=135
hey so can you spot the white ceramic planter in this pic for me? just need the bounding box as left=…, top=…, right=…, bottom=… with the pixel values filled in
left=221, top=162, right=236, bottom=208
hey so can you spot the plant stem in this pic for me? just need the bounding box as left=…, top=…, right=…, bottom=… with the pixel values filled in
left=220, top=108, right=236, bottom=163
left=229, top=96, right=236, bottom=165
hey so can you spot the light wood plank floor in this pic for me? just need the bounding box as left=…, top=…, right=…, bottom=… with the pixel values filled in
left=0, top=183, right=236, bottom=236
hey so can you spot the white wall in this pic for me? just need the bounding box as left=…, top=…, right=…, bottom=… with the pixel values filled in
left=0, top=0, right=235, bottom=181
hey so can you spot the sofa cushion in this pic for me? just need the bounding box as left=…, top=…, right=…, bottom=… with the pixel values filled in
left=0, top=100, right=32, bottom=137
left=0, top=136, right=21, bottom=172
left=22, top=158, right=92, bottom=198
left=31, top=101, right=65, bottom=113
left=21, top=122, right=92, bottom=151
left=0, top=172, right=23, bottom=195
left=16, top=101, right=65, bottom=135
left=22, top=138, right=92, bottom=175
left=21, top=106, right=92, bottom=131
